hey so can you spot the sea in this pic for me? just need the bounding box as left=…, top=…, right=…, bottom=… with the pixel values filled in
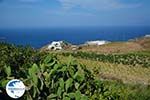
left=0, top=26, right=150, bottom=48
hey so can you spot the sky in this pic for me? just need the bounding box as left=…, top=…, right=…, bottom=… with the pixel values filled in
left=0, top=0, right=150, bottom=29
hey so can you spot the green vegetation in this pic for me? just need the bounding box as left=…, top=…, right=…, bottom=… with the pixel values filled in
left=61, top=51, right=150, bottom=67
left=0, top=43, right=150, bottom=100
left=58, top=56, right=150, bottom=85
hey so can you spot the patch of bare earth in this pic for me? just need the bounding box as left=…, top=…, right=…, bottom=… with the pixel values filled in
left=134, top=37, right=150, bottom=50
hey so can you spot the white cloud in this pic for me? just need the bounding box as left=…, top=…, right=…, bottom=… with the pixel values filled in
left=58, top=0, right=141, bottom=11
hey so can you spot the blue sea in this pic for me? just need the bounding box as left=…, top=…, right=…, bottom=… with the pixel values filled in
left=0, top=26, right=150, bottom=48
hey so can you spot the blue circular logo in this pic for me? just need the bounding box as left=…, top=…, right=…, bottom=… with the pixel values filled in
left=6, top=79, right=25, bottom=99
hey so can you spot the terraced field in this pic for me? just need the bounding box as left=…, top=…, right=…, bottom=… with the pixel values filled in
left=58, top=54, right=150, bottom=85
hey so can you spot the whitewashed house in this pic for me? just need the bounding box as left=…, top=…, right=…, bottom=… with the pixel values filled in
left=145, top=35, right=150, bottom=38
left=85, top=40, right=109, bottom=46
left=48, top=41, right=63, bottom=50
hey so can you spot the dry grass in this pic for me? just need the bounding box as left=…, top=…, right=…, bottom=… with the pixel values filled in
left=135, top=37, right=150, bottom=50
left=78, top=37, right=150, bottom=54
left=40, top=37, right=150, bottom=54
left=79, top=42, right=144, bottom=54
left=46, top=37, right=150, bottom=85
left=58, top=56, right=150, bottom=85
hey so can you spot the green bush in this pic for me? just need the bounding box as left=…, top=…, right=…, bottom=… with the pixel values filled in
left=0, top=54, right=122, bottom=100
left=61, top=52, right=150, bottom=67
left=0, top=43, right=150, bottom=100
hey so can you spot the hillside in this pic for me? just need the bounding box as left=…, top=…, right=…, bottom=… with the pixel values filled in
left=134, top=36, right=150, bottom=50
left=0, top=41, right=150, bottom=100
left=41, top=36, right=150, bottom=54
left=78, top=37, right=150, bottom=54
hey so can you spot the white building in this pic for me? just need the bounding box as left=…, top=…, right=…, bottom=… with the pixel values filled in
left=85, top=40, right=109, bottom=46
left=48, top=41, right=63, bottom=50
left=145, top=35, right=150, bottom=38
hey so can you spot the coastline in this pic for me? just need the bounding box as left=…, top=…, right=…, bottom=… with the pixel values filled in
left=0, top=34, right=150, bottom=50
left=0, top=26, right=150, bottom=48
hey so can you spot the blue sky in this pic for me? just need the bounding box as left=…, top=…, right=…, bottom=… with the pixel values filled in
left=0, top=0, right=150, bottom=28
